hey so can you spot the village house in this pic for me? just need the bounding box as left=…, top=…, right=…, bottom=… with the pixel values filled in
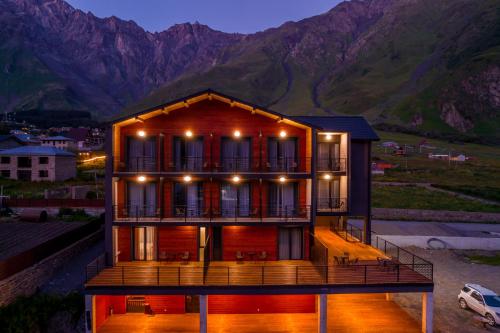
left=0, top=146, right=76, bottom=181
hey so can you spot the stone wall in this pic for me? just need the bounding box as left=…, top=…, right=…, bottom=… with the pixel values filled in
left=0, top=228, right=103, bottom=306
left=372, top=208, right=500, bottom=223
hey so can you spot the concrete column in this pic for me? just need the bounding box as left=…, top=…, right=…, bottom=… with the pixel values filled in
left=85, top=294, right=93, bottom=333
left=422, top=292, right=433, bottom=333
left=200, top=294, right=208, bottom=333
left=318, top=294, right=327, bottom=333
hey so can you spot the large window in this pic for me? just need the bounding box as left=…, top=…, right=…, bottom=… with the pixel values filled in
left=127, top=182, right=157, bottom=217
left=127, top=136, right=157, bottom=172
left=318, top=140, right=340, bottom=171
left=174, top=182, right=203, bottom=217
left=17, top=170, right=31, bottom=181
left=1, top=156, right=10, bottom=164
left=221, top=137, right=251, bottom=172
left=39, top=157, right=49, bottom=164
left=269, top=182, right=297, bottom=216
left=278, top=227, right=303, bottom=260
left=268, top=138, right=297, bottom=172
left=39, top=170, right=49, bottom=178
left=173, top=137, right=203, bottom=171
left=318, top=178, right=342, bottom=210
left=133, top=227, right=156, bottom=261
left=221, top=183, right=250, bottom=217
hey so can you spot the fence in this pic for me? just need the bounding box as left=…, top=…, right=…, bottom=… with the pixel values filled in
left=371, top=231, right=433, bottom=281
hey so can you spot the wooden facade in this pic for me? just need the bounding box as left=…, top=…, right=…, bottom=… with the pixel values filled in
left=84, top=91, right=404, bottom=333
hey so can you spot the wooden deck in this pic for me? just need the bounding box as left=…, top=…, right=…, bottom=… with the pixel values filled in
left=314, top=227, right=388, bottom=261
left=97, top=294, right=420, bottom=333
left=86, top=229, right=432, bottom=288
left=86, top=260, right=430, bottom=288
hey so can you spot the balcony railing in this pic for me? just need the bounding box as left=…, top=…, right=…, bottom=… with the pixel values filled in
left=317, top=157, right=347, bottom=172
left=317, top=197, right=347, bottom=212
left=370, top=231, right=433, bottom=283
left=86, top=260, right=432, bottom=288
left=113, top=205, right=311, bottom=223
left=114, top=156, right=312, bottom=173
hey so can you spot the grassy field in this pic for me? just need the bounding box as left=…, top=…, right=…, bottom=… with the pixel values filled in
left=372, top=131, right=500, bottom=212
left=466, top=253, right=500, bottom=266
left=372, top=185, right=500, bottom=212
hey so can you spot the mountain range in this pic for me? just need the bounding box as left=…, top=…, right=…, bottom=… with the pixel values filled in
left=0, top=0, right=499, bottom=141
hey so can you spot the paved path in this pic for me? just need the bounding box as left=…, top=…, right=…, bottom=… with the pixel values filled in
left=350, top=219, right=500, bottom=237
left=373, top=181, right=500, bottom=206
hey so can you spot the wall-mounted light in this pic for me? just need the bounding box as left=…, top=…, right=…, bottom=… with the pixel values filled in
left=232, top=175, right=240, bottom=183
left=183, top=175, right=192, bottom=183
left=323, top=174, right=332, bottom=180
left=279, top=176, right=287, bottom=183
left=234, top=130, right=241, bottom=138
left=279, top=130, right=287, bottom=138
left=185, top=130, right=193, bottom=138
left=325, top=134, right=332, bottom=140
left=137, top=175, right=146, bottom=182
left=137, top=130, right=146, bottom=138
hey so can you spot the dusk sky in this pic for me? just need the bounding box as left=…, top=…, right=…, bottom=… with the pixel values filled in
left=66, top=0, right=344, bottom=33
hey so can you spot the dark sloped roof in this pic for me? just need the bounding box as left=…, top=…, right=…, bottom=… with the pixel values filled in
left=0, top=146, right=75, bottom=156
left=291, top=116, right=379, bottom=141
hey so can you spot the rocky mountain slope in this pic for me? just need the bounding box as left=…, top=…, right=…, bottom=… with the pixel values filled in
left=0, top=0, right=499, bottom=141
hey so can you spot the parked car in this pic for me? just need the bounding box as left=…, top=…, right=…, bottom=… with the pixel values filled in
left=458, top=284, right=500, bottom=326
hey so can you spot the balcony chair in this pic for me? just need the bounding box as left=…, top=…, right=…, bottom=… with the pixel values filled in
left=180, top=251, right=190, bottom=264
left=236, top=251, right=245, bottom=263
left=202, top=208, right=211, bottom=218
left=258, top=251, right=267, bottom=260
left=159, top=251, right=167, bottom=261
left=175, top=207, right=186, bottom=216
left=333, top=256, right=341, bottom=266
left=250, top=207, right=260, bottom=218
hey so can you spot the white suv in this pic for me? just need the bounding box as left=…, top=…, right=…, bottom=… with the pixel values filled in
left=458, top=284, right=500, bottom=326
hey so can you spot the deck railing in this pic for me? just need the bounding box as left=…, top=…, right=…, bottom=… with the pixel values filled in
left=113, top=205, right=311, bottom=223
left=85, top=253, right=106, bottom=282
left=114, top=156, right=312, bottom=174
left=317, top=157, right=347, bottom=172
left=317, top=197, right=348, bottom=213
left=85, top=261, right=432, bottom=287
left=371, top=231, right=433, bottom=281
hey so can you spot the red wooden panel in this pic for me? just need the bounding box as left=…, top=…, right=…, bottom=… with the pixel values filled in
left=119, top=99, right=308, bottom=171
left=94, top=296, right=126, bottom=330
left=158, top=226, right=198, bottom=261
left=222, top=226, right=277, bottom=261
left=163, top=181, right=173, bottom=217
left=145, top=296, right=185, bottom=314
left=208, top=295, right=316, bottom=314
left=117, top=226, right=131, bottom=262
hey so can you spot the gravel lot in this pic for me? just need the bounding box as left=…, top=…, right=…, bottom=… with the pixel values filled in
left=394, top=247, right=500, bottom=332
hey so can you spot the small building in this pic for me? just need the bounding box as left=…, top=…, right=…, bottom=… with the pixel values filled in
left=0, top=134, right=38, bottom=151
left=40, top=136, right=76, bottom=151
left=0, top=146, right=76, bottom=181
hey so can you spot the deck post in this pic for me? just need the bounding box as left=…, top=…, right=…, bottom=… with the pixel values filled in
left=422, top=292, right=433, bottom=333
left=385, top=293, right=393, bottom=301
left=85, top=294, right=93, bottom=333
left=200, top=294, right=208, bottom=333
left=318, top=293, right=327, bottom=333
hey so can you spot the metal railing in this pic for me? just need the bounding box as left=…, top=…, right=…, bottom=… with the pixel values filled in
left=85, top=261, right=433, bottom=287
left=85, top=253, right=106, bottom=282
left=113, top=204, right=311, bottom=223
left=114, top=156, right=312, bottom=173
left=331, top=222, right=364, bottom=243
left=371, top=231, right=433, bottom=281
left=317, top=157, right=347, bottom=172
left=317, top=197, right=347, bottom=212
